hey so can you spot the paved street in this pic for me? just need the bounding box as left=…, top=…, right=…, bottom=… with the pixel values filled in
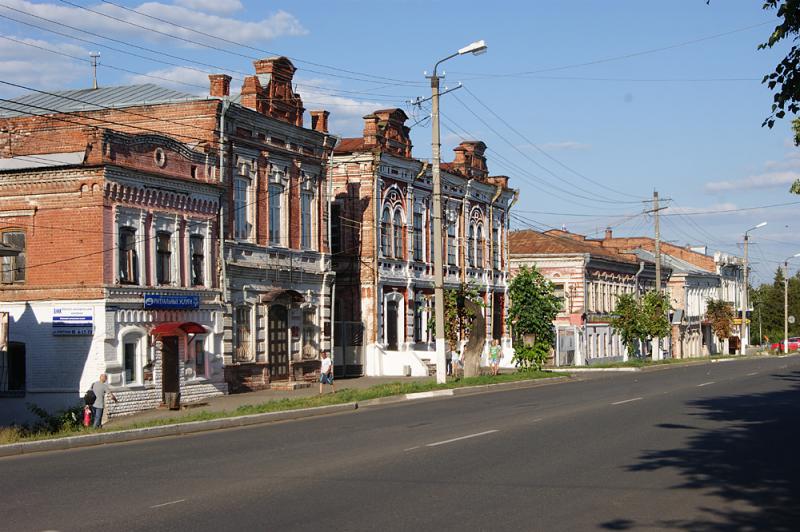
left=2, top=356, right=800, bottom=531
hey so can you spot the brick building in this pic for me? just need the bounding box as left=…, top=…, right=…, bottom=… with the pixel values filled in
left=331, top=110, right=515, bottom=376
left=0, top=128, right=225, bottom=422
left=509, top=229, right=663, bottom=364
left=0, top=57, right=336, bottom=421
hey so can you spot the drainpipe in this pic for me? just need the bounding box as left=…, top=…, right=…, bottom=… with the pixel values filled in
left=218, top=98, right=230, bottom=304
left=373, top=151, right=382, bottom=360
left=488, top=185, right=502, bottom=344
left=505, top=190, right=519, bottom=347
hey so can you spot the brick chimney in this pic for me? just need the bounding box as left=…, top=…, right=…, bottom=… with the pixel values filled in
left=605, top=227, right=613, bottom=240
left=208, top=74, right=231, bottom=98
left=310, top=110, right=329, bottom=133
left=451, top=141, right=488, bottom=179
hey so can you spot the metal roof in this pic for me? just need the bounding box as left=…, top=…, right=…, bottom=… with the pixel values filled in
left=0, top=84, right=203, bottom=118
left=0, top=152, right=85, bottom=171
left=629, top=249, right=714, bottom=276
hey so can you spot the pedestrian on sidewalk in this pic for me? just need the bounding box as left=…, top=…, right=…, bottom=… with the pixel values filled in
left=89, top=373, right=117, bottom=428
left=446, top=346, right=453, bottom=376
left=319, top=352, right=336, bottom=394
left=489, top=339, right=501, bottom=376
left=450, top=344, right=462, bottom=379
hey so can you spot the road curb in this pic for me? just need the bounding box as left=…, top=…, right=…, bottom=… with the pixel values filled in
left=565, top=367, right=641, bottom=373
left=0, top=402, right=357, bottom=458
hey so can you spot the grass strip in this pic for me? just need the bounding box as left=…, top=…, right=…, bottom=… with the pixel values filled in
left=1, top=370, right=564, bottom=445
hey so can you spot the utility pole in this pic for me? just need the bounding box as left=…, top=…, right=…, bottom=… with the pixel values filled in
left=426, top=40, right=487, bottom=384
left=89, top=52, right=100, bottom=90
left=785, top=262, right=789, bottom=354
left=654, top=191, right=661, bottom=292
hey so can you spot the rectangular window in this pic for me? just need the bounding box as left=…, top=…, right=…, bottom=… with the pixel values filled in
left=331, top=203, right=342, bottom=254
left=447, top=222, right=456, bottom=265
left=234, top=177, right=250, bottom=240
left=119, top=227, right=138, bottom=284
left=413, top=300, right=423, bottom=343
left=302, top=310, right=316, bottom=358
left=476, top=227, right=484, bottom=267
left=468, top=226, right=475, bottom=267
left=190, top=235, right=204, bottom=286
left=269, top=184, right=282, bottom=246
left=553, top=283, right=566, bottom=312
left=195, top=339, right=206, bottom=377
left=123, top=342, right=137, bottom=384
left=381, top=209, right=391, bottom=257
left=1, top=231, right=25, bottom=284
left=156, top=232, right=171, bottom=285
left=413, top=212, right=423, bottom=262
left=301, top=191, right=313, bottom=249
left=235, top=306, right=252, bottom=362
left=492, top=227, right=500, bottom=269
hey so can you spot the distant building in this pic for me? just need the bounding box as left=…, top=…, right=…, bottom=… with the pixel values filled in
left=509, top=229, right=663, bottom=365
left=331, top=111, right=516, bottom=376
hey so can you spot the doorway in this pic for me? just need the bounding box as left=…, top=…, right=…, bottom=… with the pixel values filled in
left=161, top=336, right=179, bottom=403
left=269, top=305, right=289, bottom=380
left=386, top=300, right=398, bottom=350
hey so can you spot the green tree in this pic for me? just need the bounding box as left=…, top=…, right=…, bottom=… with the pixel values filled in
left=610, top=291, right=670, bottom=357
left=610, top=293, right=646, bottom=357
left=429, top=283, right=483, bottom=349
left=506, top=265, right=560, bottom=370
left=750, top=267, right=800, bottom=343
left=706, top=298, right=735, bottom=351
left=759, top=1, right=800, bottom=128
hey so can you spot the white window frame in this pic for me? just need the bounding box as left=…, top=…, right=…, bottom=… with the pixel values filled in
left=152, top=215, right=178, bottom=287
left=186, top=219, right=211, bottom=288
left=115, top=208, right=146, bottom=286
left=118, top=326, right=148, bottom=387
left=300, top=173, right=317, bottom=250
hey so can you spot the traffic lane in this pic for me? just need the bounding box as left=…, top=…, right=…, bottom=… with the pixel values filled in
left=1, top=356, right=796, bottom=531
left=96, top=359, right=800, bottom=532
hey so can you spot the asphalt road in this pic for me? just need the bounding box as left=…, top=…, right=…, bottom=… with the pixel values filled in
left=3, top=356, right=800, bottom=532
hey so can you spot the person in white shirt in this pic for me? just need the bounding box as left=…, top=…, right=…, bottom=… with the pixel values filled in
left=319, top=352, right=335, bottom=394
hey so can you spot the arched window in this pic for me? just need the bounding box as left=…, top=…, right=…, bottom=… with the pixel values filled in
left=121, top=330, right=147, bottom=386
left=381, top=208, right=391, bottom=257
left=467, top=224, right=475, bottom=267
left=476, top=224, right=484, bottom=267
left=393, top=210, right=403, bottom=259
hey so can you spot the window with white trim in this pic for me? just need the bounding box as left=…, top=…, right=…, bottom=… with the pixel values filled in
left=233, top=177, right=251, bottom=240
left=447, top=219, right=457, bottom=265
left=468, top=224, right=475, bottom=267
left=476, top=224, right=484, bottom=267
left=301, top=190, right=313, bottom=249
left=190, top=234, right=204, bottom=286
left=413, top=211, right=423, bottom=262
left=121, top=331, right=147, bottom=386
left=381, top=207, right=391, bottom=257
left=393, top=210, right=403, bottom=259
left=118, top=227, right=138, bottom=284
left=269, top=183, right=283, bottom=246
left=156, top=232, right=172, bottom=285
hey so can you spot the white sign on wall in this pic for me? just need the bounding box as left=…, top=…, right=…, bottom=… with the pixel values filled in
left=52, top=307, right=94, bottom=336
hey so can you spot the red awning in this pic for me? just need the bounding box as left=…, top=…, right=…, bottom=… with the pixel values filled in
left=259, top=289, right=305, bottom=304
left=150, top=322, right=207, bottom=336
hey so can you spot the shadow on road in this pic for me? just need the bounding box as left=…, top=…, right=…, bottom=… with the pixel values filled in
left=601, top=370, right=800, bottom=531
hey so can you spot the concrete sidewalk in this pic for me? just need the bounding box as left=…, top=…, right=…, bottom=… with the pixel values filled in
left=105, top=376, right=432, bottom=428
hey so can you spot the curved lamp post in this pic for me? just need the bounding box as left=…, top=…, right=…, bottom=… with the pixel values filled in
left=431, top=40, right=487, bottom=383
left=741, top=221, right=766, bottom=353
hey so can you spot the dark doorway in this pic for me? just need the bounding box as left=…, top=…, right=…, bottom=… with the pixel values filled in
left=269, top=305, right=289, bottom=380
left=1, top=342, right=25, bottom=393
left=161, top=336, right=179, bottom=403
left=492, top=293, right=503, bottom=341
left=386, top=300, right=398, bottom=350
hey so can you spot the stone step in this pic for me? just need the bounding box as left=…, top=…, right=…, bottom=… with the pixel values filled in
left=270, top=380, right=312, bottom=391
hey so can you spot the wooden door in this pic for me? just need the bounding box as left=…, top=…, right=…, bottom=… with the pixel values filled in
left=161, top=336, right=180, bottom=397
left=269, top=305, right=289, bottom=379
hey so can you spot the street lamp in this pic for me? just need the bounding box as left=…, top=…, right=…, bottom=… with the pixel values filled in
left=430, top=39, right=487, bottom=384
left=783, top=252, right=800, bottom=353
left=741, top=221, right=766, bottom=354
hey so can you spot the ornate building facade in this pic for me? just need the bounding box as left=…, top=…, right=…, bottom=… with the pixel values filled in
left=330, top=109, right=515, bottom=376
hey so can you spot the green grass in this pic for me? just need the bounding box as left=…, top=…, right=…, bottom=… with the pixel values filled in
left=0, top=370, right=564, bottom=445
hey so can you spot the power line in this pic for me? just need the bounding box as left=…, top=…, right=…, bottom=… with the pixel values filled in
left=56, top=0, right=424, bottom=87
left=461, top=85, right=644, bottom=201
left=451, top=20, right=773, bottom=78
left=97, top=0, right=424, bottom=87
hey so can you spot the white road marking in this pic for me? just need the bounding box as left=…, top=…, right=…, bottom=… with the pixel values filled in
left=530, top=418, right=543, bottom=423
left=611, top=397, right=642, bottom=405
left=403, top=446, right=420, bottom=452
left=150, top=499, right=186, bottom=509
left=697, top=381, right=715, bottom=387
left=747, top=372, right=759, bottom=376
left=426, top=430, right=498, bottom=447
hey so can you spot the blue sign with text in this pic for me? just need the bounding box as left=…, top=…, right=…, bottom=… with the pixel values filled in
left=143, top=294, right=200, bottom=310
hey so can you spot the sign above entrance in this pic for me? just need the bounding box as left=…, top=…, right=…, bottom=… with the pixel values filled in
left=144, top=293, right=200, bottom=310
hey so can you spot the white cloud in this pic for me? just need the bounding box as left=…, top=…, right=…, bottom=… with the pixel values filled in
left=2, top=1, right=307, bottom=46
left=536, top=141, right=591, bottom=151
left=704, top=172, right=798, bottom=193
left=174, top=0, right=242, bottom=15
left=0, top=36, right=89, bottom=95
left=125, top=65, right=212, bottom=93
left=297, top=81, right=385, bottom=137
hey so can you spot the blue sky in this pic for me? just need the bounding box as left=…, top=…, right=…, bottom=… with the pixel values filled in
left=0, top=0, right=796, bottom=284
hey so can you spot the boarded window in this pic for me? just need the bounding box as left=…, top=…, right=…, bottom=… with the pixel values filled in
left=119, top=227, right=138, bottom=284
left=1, top=231, right=25, bottom=284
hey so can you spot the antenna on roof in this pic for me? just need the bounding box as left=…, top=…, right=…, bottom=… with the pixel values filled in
left=89, top=52, right=100, bottom=90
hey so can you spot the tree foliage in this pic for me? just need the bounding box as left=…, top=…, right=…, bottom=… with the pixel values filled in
left=611, top=291, right=671, bottom=357
left=750, top=266, right=800, bottom=343
left=759, top=1, right=800, bottom=129
left=706, top=299, right=735, bottom=340
left=429, top=283, right=483, bottom=349
left=506, top=265, right=560, bottom=370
